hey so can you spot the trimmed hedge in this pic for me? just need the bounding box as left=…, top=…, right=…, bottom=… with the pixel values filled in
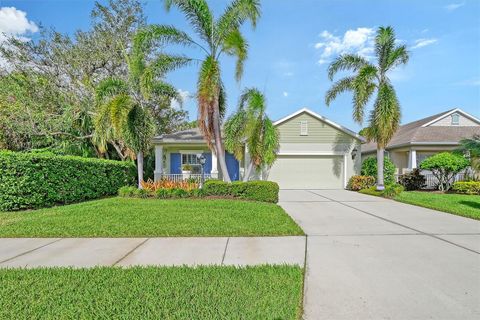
left=452, top=181, right=480, bottom=195
left=361, top=157, right=396, bottom=185
left=203, top=180, right=279, bottom=203
left=0, top=151, right=136, bottom=211
left=119, top=180, right=280, bottom=203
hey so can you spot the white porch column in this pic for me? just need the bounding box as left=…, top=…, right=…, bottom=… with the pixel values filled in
left=154, top=145, right=163, bottom=182
left=408, top=149, right=417, bottom=170
left=211, top=151, right=218, bottom=179
left=343, top=153, right=348, bottom=189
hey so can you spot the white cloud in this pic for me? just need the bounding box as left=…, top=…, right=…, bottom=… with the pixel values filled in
left=444, top=2, right=465, bottom=11
left=314, top=27, right=375, bottom=65
left=0, top=7, right=38, bottom=43
left=411, top=38, right=438, bottom=49
left=170, top=89, right=191, bottom=109
left=282, top=91, right=288, bottom=97
left=454, top=78, right=480, bottom=86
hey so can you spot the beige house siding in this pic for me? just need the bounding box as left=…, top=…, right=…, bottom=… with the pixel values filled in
left=429, top=113, right=478, bottom=127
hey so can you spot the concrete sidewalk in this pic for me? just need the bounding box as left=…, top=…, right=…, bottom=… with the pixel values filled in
left=0, top=236, right=305, bottom=268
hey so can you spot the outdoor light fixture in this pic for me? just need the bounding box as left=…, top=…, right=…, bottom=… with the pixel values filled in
left=351, top=147, right=358, bottom=160
left=197, top=154, right=206, bottom=188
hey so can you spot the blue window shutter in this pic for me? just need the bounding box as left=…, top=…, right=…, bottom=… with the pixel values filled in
left=225, top=152, right=240, bottom=181
left=170, top=153, right=181, bottom=174
left=203, top=153, right=212, bottom=174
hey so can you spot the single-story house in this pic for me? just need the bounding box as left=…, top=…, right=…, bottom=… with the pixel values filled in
left=361, top=108, right=480, bottom=174
left=152, top=108, right=363, bottom=189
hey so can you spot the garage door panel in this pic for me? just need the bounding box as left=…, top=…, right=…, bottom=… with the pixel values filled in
left=268, top=155, right=343, bottom=189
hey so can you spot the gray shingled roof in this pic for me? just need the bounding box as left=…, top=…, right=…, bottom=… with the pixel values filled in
left=362, top=109, right=480, bottom=153
left=153, top=128, right=206, bottom=143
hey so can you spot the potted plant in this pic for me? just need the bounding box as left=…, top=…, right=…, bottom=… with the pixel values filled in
left=182, top=164, right=192, bottom=179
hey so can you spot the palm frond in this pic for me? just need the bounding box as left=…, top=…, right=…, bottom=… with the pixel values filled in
left=151, top=81, right=182, bottom=101
left=222, top=28, right=248, bottom=81
left=216, top=0, right=261, bottom=46
left=325, top=76, right=355, bottom=106
left=369, top=82, right=401, bottom=147
left=375, top=26, right=396, bottom=72
left=352, top=65, right=377, bottom=123
left=134, top=24, right=197, bottom=49
left=95, top=78, right=129, bottom=102
left=164, top=0, right=214, bottom=46
left=386, top=44, right=409, bottom=71
left=224, top=109, right=247, bottom=159
left=261, top=117, right=279, bottom=167
left=124, top=105, right=155, bottom=153
left=327, top=54, right=371, bottom=80
left=149, top=54, right=193, bottom=76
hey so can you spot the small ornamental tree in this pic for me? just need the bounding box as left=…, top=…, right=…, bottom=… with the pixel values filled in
left=419, top=152, right=469, bottom=191
left=361, top=157, right=396, bottom=185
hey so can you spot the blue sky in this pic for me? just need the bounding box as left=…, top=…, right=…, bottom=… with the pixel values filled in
left=1, top=0, right=479, bottom=131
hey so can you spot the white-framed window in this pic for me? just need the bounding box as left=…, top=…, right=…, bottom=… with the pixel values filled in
left=300, top=120, right=308, bottom=136
left=451, top=113, right=460, bottom=125
left=181, top=152, right=202, bottom=173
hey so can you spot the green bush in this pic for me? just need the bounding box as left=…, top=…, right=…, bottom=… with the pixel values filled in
left=419, top=152, right=470, bottom=191
left=155, top=188, right=171, bottom=199
left=359, top=183, right=404, bottom=198
left=452, top=181, right=480, bottom=195
left=361, top=157, right=396, bottom=185
left=398, top=168, right=426, bottom=191
left=204, top=180, right=279, bottom=203
left=0, top=151, right=136, bottom=211
left=347, top=175, right=375, bottom=191
left=118, top=186, right=137, bottom=197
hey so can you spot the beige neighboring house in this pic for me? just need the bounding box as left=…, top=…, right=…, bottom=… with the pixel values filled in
left=361, top=108, right=480, bottom=174
left=153, top=108, right=364, bottom=189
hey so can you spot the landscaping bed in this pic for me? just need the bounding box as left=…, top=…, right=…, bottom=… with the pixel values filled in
left=0, top=198, right=303, bottom=237
left=394, top=191, right=480, bottom=220
left=0, top=265, right=304, bottom=320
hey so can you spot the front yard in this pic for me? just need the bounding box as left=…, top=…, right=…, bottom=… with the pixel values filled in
left=395, top=192, right=480, bottom=220
left=0, top=198, right=303, bottom=237
left=0, top=265, right=304, bottom=319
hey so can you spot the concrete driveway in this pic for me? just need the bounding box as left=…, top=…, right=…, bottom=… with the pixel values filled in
left=279, top=189, right=480, bottom=320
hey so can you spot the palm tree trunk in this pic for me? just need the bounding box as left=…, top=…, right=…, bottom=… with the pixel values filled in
left=376, top=147, right=385, bottom=191
left=243, top=161, right=255, bottom=182
left=137, top=151, right=144, bottom=189
left=212, top=96, right=231, bottom=183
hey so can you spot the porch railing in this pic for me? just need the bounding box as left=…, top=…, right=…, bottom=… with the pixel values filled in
left=394, top=172, right=468, bottom=189
left=159, top=173, right=215, bottom=183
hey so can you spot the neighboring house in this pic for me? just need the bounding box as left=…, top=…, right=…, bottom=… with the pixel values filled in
left=361, top=108, right=480, bottom=174
left=152, top=108, right=363, bottom=189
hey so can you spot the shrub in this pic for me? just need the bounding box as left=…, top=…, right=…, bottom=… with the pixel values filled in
left=0, top=151, right=136, bottom=211
left=141, top=179, right=198, bottom=192
left=347, top=175, right=375, bottom=191
left=398, top=169, right=426, bottom=191
left=359, top=183, right=403, bottom=198
left=155, top=188, right=171, bottom=199
left=361, top=157, right=396, bottom=185
left=118, top=186, right=137, bottom=197
left=419, top=152, right=470, bottom=191
left=452, top=181, right=480, bottom=195
left=171, top=188, right=189, bottom=198
left=203, top=180, right=279, bottom=203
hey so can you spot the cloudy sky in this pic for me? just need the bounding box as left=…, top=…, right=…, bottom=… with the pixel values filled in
left=1, top=0, right=479, bottom=131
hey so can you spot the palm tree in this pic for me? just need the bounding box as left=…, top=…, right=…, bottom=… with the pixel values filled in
left=224, top=88, right=279, bottom=181
left=134, top=0, right=261, bottom=182
left=459, top=134, right=480, bottom=173
left=95, top=34, right=187, bottom=187
left=325, top=26, right=409, bottom=190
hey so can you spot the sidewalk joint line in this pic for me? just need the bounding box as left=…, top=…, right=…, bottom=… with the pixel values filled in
left=112, top=238, right=149, bottom=266
left=0, top=238, right=63, bottom=264
left=221, top=237, right=230, bottom=265
left=308, top=190, right=480, bottom=255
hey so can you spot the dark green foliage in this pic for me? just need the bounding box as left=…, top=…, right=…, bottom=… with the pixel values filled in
left=398, top=168, right=426, bottom=191
left=452, top=181, right=480, bottom=195
left=361, top=157, right=396, bottom=185
left=0, top=266, right=304, bottom=320
left=0, top=151, right=136, bottom=211
left=203, top=180, right=279, bottom=203
left=0, top=198, right=303, bottom=237
left=347, top=175, right=376, bottom=191
left=118, top=186, right=137, bottom=197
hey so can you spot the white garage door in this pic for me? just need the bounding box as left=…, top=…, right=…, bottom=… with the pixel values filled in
left=268, top=155, right=344, bottom=189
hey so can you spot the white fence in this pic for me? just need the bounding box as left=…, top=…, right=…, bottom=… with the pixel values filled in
left=159, top=174, right=214, bottom=183
left=395, top=172, right=468, bottom=189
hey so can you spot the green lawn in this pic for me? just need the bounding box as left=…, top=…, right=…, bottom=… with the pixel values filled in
left=0, top=265, right=304, bottom=319
left=0, top=198, right=303, bottom=237
left=395, top=191, right=480, bottom=220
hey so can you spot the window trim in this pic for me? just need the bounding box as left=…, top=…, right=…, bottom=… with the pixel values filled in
left=451, top=113, right=460, bottom=125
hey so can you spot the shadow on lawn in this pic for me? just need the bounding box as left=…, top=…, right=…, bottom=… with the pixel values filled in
left=459, top=200, right=480, bottom=210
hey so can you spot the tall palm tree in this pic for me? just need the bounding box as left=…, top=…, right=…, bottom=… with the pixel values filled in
left=224, top=88, right=279, bottom=181
left=325, top=26, right=409, bottom=190
left=95, top=33, right=187, bottom=187
left=134, top=0, right=261, bottom=182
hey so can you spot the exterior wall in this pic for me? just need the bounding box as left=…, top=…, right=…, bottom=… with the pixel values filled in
left=390, top=151, right=408, bottom=174
left=429, top=113, right=478, bottom=127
